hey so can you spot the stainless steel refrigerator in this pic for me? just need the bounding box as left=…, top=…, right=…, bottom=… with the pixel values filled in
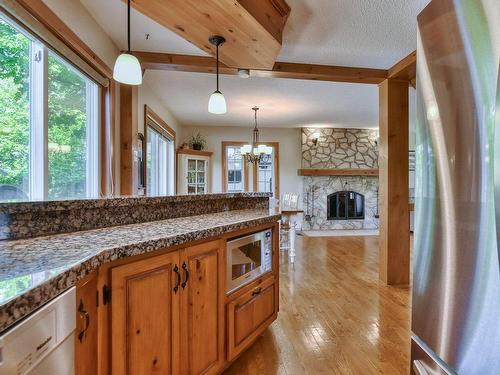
left=412, top=0, right=500, bottom=374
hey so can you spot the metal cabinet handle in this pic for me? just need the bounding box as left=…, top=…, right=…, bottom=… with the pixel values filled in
left=173, top=265, right=181, bottom=293
left=252, top=287, right=262, bottom=296
left=77, top=300, right=90, bottom=343
left=181, top=262, right=190, bottom=289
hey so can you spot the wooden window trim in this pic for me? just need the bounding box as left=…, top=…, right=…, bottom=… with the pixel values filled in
left=252, top=142, right=279, bottom=198
left=144, top=105, right=177, bottom=195
left=221, top=142, right=250, bottom=193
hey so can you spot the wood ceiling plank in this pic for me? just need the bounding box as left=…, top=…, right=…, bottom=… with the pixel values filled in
left=127, top=0, right=289, bottom=69
left=131, top=52, right=389, bottom=84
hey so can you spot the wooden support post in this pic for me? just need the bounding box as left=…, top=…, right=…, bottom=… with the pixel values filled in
left=378, top=79, right=410, bottom=285
left=119, top=84, right=138, bottom=196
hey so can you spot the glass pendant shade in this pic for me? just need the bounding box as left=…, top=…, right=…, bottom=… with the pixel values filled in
left=113, top=53, right=142, bottom=85
left=257, top=144, right=267, bottom=154
left=241, top=144, right=252, bottom=154
left=208, top=90, right=227, bottom=114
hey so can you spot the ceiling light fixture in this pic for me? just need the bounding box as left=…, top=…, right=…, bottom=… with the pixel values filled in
left=241, top=107, right=272, bottom=164
left=237, top=69, right=250, bottom=79
left=113, top=0, right=142, bottom=85
left=208, top=35, right=227, bottom=114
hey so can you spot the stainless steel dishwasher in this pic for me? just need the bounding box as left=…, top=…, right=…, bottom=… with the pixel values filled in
left=0, top=287, right=76, bottom=375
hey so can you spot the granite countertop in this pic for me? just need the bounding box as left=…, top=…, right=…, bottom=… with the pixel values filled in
left=0, top=208, right=280, bottom=333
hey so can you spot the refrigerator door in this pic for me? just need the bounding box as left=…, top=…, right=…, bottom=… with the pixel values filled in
left=413, top=0, right=500, bottom=374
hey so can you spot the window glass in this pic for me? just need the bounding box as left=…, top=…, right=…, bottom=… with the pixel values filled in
left=47, top=53, right=96, bottom=199
left=0, top=18, right=30, bottom=201
left=227, top=146, right=244, bottom=192
left=146, top=125, right=174, bottom=196
left=257, top=150, right=274, bottom=195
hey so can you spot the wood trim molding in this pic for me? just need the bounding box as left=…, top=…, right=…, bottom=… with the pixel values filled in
left=297, top=169, right=379, bottom=176
left=120, top=85, right=138, bottom=196
left=176, top=149, right=213, bottom=157
left=252, top=142, right=279, bottom=198
left=221, top=142, right=250, bottom=193
left=144, top=105, right=177, bottom=195
left=131, top=52, right=389, bottom=85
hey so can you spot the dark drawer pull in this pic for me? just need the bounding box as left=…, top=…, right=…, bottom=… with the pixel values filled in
left=181, top=262, right=190, bottom=289
left=173, top=265, right=181, bottom=293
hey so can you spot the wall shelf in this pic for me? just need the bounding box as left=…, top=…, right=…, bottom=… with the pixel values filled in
left=177, top=148, right=213, bottom=157
left=297, top=169, right=379, bottom=176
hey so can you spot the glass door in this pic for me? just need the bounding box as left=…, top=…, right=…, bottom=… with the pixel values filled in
left=187, top=158, right=207, bottom=194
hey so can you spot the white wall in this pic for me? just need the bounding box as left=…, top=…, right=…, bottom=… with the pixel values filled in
left=42, top=0, right=119, bottom=68
left=138, top=81, right=182, bottom=144
left=181, top=126, right=303, bottom=201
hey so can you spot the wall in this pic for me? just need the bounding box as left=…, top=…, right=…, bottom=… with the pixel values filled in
left=181, top=126, right=302, bottom=200
left=301, top=128, right=379, bottom=231
left=138, top=80, right=182, bottom=143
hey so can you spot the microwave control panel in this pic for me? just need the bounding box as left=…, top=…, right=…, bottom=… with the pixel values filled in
left=263, top=229, right=273, bottom=272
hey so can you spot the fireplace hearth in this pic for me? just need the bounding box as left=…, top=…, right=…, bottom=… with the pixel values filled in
left=327, top=191, right=365, bottom=220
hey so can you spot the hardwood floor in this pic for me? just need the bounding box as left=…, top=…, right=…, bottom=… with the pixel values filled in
left=223, top=235, right=411, bottom=375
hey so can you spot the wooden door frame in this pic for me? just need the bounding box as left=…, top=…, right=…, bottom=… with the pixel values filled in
left=144, top=105, right=177, bottom=195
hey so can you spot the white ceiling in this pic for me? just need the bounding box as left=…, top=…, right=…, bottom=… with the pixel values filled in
left=81, top=0, right=427, bottom=128
left=144, top=71, right=379, bottom=128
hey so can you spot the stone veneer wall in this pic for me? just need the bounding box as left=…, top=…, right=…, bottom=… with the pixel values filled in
left=302, top=128, right=378, bottom=169
left=301, top=128, right=379, bottom=231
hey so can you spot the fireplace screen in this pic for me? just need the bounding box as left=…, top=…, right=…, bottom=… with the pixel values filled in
left=327, top=191, right=365, bottom=220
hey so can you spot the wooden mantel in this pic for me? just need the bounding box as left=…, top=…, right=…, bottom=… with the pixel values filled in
left=297, top=169, right=379, bottom=176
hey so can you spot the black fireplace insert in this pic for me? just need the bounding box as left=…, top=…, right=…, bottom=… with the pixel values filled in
left=327, top=191, right=365, bottom=220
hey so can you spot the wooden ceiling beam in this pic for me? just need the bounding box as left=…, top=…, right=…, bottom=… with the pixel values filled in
left=131, top=51, right=389, bottom=84
left=125, top=0, right=290, bottom=70
left=388, top=51, right=416, bottom=83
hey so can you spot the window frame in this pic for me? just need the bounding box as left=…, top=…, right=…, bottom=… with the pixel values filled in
left=144, top=105, right=176, bottom=196
left=221, top=142, right=250, bottom=193
left=0, top=13, right=101, bottom=201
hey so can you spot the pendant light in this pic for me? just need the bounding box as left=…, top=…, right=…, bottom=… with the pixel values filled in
left=113, top=0, right=142, bottom=85
left=241, top=107, right=272, bottom=163
left=208, top=35, right=227, bottom=114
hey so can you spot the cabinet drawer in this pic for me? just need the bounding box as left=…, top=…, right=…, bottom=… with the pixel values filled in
left=227, top=277, right=277, bottom=361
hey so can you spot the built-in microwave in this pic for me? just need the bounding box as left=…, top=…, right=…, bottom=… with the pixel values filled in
left=226, top=229, right=272, bottom=293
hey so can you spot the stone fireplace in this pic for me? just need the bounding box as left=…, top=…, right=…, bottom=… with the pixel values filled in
left=301, top=128, right=379, bottom=231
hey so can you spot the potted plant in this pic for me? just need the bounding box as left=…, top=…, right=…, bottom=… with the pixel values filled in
left=188, top=132, right=207, bottom=151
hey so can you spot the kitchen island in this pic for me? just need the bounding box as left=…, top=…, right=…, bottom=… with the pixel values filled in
left=0, top=193, right=281, bottom=375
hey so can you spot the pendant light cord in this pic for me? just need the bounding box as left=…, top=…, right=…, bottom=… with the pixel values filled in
left=127, top=0, right=131, bottom=52
left=216, top=44, right=219, bottom=92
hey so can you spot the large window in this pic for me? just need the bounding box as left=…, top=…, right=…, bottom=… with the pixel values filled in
left=0, top=15, right=99, bottom=202
left=145, top=106, right=175, bottom=196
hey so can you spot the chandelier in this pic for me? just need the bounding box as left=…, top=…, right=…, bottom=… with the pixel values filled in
left=240, top=107, right=272, bottom=163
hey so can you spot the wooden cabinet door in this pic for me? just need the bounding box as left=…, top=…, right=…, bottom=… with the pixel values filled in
left=111, top=251, right=181, bottom=375
left=179, top=240, right=225, bottom=375
left=227, top=276, right=277, bottom=361
left=75, top=272, right=98, bottom=375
